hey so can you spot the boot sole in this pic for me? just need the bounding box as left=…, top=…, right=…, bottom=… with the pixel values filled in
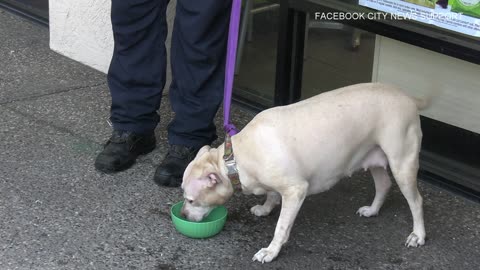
left=153, top=174, right=182, bottom=187
left=95, top=144, right=156, bottom=174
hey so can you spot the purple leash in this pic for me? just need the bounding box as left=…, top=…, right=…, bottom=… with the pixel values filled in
left=223, top=0, right=242, bottom=137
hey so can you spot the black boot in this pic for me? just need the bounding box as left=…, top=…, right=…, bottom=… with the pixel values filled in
left=95, top=130, right=156, bottom=173
left=154, top=145, right=200, bottom=187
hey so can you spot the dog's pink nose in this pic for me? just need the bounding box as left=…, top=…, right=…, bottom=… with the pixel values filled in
left=180, top=207, right=187, bottom=218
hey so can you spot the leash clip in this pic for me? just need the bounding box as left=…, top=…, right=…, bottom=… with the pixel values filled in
left=223, top=134, right=241, bottom=188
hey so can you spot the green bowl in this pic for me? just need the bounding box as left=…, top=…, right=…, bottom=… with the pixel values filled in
left=170, top=201, right=227, bottom=239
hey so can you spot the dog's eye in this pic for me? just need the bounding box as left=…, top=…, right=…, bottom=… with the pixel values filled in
left=187, top=199, right=194, bottom=204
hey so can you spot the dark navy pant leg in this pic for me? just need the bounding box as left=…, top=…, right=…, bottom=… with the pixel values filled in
left=168, top=0, right=232, bottom=148
left=108, top=0, right=169, bottom=134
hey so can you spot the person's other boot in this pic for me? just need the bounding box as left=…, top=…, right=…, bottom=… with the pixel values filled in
left=95, top=130, right=156, bottom=173
left=154, top=144, right=200, bottom=187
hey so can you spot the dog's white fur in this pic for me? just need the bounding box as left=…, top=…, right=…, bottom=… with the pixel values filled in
left=181, top=83, right=427, bottom=263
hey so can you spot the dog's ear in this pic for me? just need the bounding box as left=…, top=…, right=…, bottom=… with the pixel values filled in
left=181, top=161, right=195, bottom=189
left=195, top=145, right=211, bottom=159
left=206, top=173, right=221, bottom=188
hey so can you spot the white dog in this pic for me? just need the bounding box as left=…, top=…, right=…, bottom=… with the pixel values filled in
left=180, top=83, right=428, bottom=263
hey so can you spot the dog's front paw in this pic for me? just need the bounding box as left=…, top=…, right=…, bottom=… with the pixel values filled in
left=250, top=205, right=271, bottom=217
left=252, top=247, right=278, bottom=263
left=405, top=232, right=425, bottom=247
left=356, top=206, right=379, bottom=217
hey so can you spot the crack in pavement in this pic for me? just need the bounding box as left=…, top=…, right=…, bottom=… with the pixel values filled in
left=2, top=105, right=162, bottom=168
left=0, top=82, right=107, bottom=106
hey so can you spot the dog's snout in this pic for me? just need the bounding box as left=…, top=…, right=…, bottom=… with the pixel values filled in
left=180, top=206, right=188, bottom=218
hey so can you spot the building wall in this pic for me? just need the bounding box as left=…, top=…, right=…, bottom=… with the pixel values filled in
left=373, top=36, right=480, bottom=134
left=49, top=0, right=176, bottom=87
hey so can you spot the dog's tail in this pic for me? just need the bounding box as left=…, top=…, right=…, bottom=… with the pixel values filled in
left=413, top=97, right=431, bottom=111
left=412, top=83, right=442, bottom=111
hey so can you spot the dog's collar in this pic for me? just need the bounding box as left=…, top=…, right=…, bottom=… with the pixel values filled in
left=223, top=134, right=241, bottom=191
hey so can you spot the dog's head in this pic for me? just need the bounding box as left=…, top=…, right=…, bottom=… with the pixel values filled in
left=180, top=145, right=233, bottom=222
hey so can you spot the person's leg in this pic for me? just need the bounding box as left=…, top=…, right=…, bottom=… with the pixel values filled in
left=154, top=0, right=232, bottom=186
left=95, top=0, right=169, bottom=173
left=108, top=0, right=169, bottom=133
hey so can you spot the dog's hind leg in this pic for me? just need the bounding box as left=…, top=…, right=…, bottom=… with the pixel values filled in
left=391, top=163, right=425, bottom=247
left=381, top=123, right=426, bottom=247
left=251, top=191, right=281, bottom=217
left=357, top=167, right=392, bottom=217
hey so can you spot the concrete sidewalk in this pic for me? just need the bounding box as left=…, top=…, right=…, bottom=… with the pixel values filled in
left=1, top=10, right=480, bottom=270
